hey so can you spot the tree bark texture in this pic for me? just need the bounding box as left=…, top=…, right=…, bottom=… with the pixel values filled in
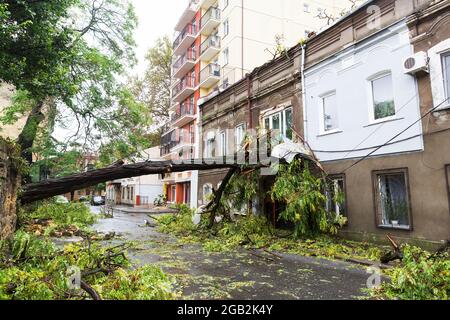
left=0, top=139, right=21, bottom=239
left=20, top=159, right=246, bottom=204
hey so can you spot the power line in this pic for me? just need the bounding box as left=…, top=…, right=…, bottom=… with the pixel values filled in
left=340, top=93, right=419, bottom=159
left=340, top=97, right=450, bottom=174
left=312, top=133, right=421, bottom=153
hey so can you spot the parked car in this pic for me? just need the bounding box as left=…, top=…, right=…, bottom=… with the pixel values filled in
left=91, top=196, right=105, bottom=206
left=55, top=195, right=69, bottom=204
left=79, top=196, right=90, bottom=203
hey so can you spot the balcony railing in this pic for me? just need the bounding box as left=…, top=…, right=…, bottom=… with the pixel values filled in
left=172, top=75, right=195, bottom=101
left=173, top=23, right=197, bottom=51
left=200, top=7, right=221, bottom=35
left=160, top=129, right=177, bottom=156
left=200, top=35, right=220, bottom=60
left=173, top=133, right=195, bottom=149
left=172, top=48, right=197, bottom=78
left=199, top=63, right=220, bottom=88
left=171, top=103, right=196, bottom=127
left=175, top=0, right=199, bottom=31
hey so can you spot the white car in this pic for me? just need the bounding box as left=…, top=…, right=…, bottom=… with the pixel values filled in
left=55, top=195, right=69, bottom=204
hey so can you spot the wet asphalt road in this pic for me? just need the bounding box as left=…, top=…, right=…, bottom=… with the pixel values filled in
left=93, top=207, right=370, bottom=300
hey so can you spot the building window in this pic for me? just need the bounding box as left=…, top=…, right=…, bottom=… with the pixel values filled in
left=203, top=183, right=213, bottom=203
left=428, top=40, right=450, bottom=110
left=373, top=169, right=411, bottom=230
left=223, top=19, right=229, bottom=37
left=443, top=52, right=450, bottom=102
left=222, top=78, right=229, bottom=89
left=263, top=107, right=293, bottom=142
left=321, top=92, right=339, bottom=132
left=223, top=47, right=229, bottom=66
left=303, top=3, right=310, bottom=13
left=235, top=124, right=245, bottom=150
left=171, top=185, right=176, bottom=203
left=205, top=136, right=215, bottom=158
left=326, top=175, right=346, bottom=217
left=371, top=73, right=396, bottom=121
left=219, top=130, right=227, bottom=156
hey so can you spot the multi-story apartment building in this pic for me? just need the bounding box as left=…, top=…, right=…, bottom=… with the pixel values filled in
left=161, top=0, right=358, bottom=207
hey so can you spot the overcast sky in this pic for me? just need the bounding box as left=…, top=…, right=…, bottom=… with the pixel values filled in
left=130, top=0, right=184, bottom=76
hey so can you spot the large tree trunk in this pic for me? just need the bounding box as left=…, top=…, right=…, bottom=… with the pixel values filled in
left=20, top=159, right=245, bottom=204
left=17, top=101, right=44, bottom=165
left=0, top=139, right=21, bottom=239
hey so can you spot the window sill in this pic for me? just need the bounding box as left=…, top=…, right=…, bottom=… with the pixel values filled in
left=434, top=103, right=450, bottom=112
left=317, top=129, right=343, bottom=137
left=364, top=117, right=404, bottom=127
left=378, top=224, right=411, bottom=231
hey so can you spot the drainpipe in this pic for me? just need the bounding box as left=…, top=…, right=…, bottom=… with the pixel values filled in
left=247, top=74, right=253, bottom=129
left=241, top=0, right=244, bottom=79
left=300, top=44, right=308, bottom=142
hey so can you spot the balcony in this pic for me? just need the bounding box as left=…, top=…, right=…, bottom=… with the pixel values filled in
left=200, top=0, right=217, bottom=9
left=171, top=103, right=196, bottom=127
left=172, top=138, right=195, bottom=154
left=172, top=76, right=196, bottom=102
left=199, top=63, right=220, bottom=89
left=199, top=7, right=221, bottom=35
left=200, top=35, right=220, bottom=61
left=175, top=0, right=199, bottom=32
left=172, top=48, right=197, bottom=79
left=160, top=129, right=177, bottom=158
left=173, top=23, right=198, bottom=56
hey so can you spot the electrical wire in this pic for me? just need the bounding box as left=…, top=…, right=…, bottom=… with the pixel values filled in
left=340, top=97, right=450, bottom=173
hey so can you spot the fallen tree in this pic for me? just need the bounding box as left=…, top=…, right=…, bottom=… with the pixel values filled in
left=19, top=159, right=249, bottom=204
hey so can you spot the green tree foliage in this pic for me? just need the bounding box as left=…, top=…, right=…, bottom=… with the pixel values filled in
left=371, top=245, right=450, bottom=300
left=270, top=159, right=347, bottom=237
left=0, top=230, right=176, bottom=300
left=0, top=0, right=152, bottom=167
left=130, top=36, right=173, bottom=126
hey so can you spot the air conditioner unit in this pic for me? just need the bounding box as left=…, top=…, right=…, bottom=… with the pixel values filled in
left=403, top=51, right=429, bottom=75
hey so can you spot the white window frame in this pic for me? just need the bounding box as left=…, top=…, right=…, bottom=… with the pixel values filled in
left=262, top=107, right=293, bottom=140
left=326, top=176, right=346, bottom=217
left=367, top=71, right=397, bottom=124
left=223, top=47, right=229, bottom=66
left=319, top=91, right=340, bottom=134
left=223, top=19, right=229, bottom=37
left=303, top=3, right=310, bottom=13
left=218, top=130, right=227, bottom=156
left=443, top=52, right=450, bottom=102
left=429, top=39, right=450, bottom=110
left=235, top=123, right=245, bottom=150
left=205, top=135, right=215, bottom=158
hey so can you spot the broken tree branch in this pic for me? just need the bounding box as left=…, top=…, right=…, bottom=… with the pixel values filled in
left=380, top=235, right=403, bottom=264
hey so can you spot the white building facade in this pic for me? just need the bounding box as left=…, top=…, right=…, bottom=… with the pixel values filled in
left=106, top=147, right=164, bottom=207
left=304, top=21, right=424, bottom=163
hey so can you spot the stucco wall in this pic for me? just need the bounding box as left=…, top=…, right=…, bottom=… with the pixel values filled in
left=321, top=2, right=450, bottom=244
left=304, top=21, right=424, bottom=162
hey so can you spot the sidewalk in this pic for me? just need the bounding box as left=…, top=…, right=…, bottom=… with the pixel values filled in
left=111, top=205, right=178, bottom=215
